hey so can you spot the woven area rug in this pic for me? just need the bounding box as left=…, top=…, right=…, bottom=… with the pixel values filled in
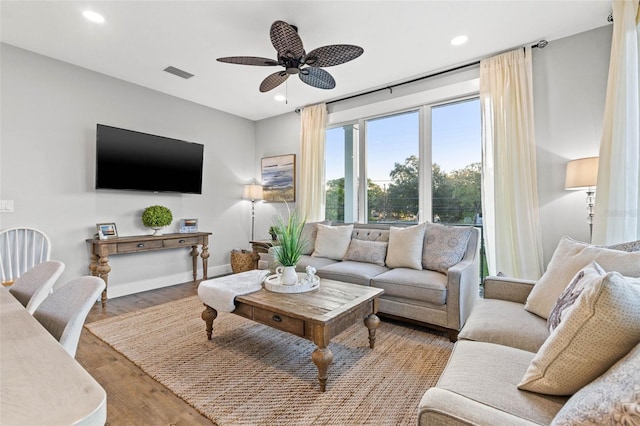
left=86, top=295, right=452, bottom=425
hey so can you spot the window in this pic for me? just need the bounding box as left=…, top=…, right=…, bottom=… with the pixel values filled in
left=326, top=97, right=480, bottom=226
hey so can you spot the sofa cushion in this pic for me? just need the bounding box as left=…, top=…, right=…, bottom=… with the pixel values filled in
left=524, top=236, right=640, bottom=319
left=343, top=239, right=388, bottom=266
left=300, top=220, right=330, bottom=255
left=371, top=268, right=447, bottom=305
left=547, top=261, right=605, bottom=333
left=312, top=224, right=353, bottom=260
left=458, top=298, right=549, bottom=353
left=423, top=223, right=473, bottom=273
left=519, top=271, right=640, bottom=395
left=316, top=261, right=389, bottom=287
left=550, top=342, right=640, bottom=426
left=426, top=341, right=568, bottom=425
left=385, top=223, right=426, bottom=270
left=294, top=255, right=339, bottom=273
left=351, top=227, right=390, bottom=242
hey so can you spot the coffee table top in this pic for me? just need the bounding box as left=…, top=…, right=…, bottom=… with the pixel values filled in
left=236, top=278, right=383, bottom=323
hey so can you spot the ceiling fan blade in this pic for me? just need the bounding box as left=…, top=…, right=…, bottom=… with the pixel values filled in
left=217, top=56, right=279, bottom=66
left=270, top=20, right=304, bottom=58
left=260, top=71, right=289, bottom=92
left=299, top=67, right=336, bottom=90
left=305, top=45, right=364, bottom=67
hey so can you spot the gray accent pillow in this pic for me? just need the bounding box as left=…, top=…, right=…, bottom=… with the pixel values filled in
left=422, top=223, right=473, bottom=273
left=300, top=220, right=330, bottom=255
left=550, top=343, right=640, bottom=425
left=343, top=239, right=388, bottom=266
left=607, top=240, right=640, bottom=252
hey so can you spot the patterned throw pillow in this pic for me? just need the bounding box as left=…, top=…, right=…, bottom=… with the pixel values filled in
left=607, top=240, right=640, bottom=252
left=422, top=223, right=473, bottom=273
left=311, top=224, right=354, bottom=260
left=547, top=262, right=605, bottom=332
left=385, top=223, right=426, bottom=270
left=343, top=239, right=388, bottom=266
left=518, top=271, right=640, bottom=396
left=550, top=343, right=640, bottom=426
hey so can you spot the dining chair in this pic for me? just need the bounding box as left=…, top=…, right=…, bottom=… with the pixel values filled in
left=33, top=276, right=105, bottom=358
left=9, top=260, right=65, bottom=314
left=0, top=227, right=51, bottom=286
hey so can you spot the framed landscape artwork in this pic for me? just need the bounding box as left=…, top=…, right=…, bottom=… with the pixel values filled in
left=261, top=154, right=295, bottom=202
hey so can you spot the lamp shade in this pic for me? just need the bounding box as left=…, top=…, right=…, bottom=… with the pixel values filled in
left=565, top=157, right=598, bottom=190
left=243, top=183, right=263, bottom=201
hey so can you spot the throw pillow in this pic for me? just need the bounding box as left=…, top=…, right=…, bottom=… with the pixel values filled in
left=422, top=223, right=473, bottom=273
left=311, top=224, right=353, bottom=261
left=343, top=239, right=388, bottom=266
left=300, top=220, right=330, bottom=255
left=547, top=261, right=605, bottom=333
left=524, top=236, right=640, bottom=319
left=518, top=271, right=640, bottom=395
left=607, top=239, right=640, bottom=253
left=550, top=343, right=640, bottom=426
left=385, top=223, right=426, bottom=270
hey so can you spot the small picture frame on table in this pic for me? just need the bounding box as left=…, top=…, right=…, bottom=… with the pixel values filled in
left=96, top=223, right=118, bottom=240
left=179, top=218, right=198, bottom=233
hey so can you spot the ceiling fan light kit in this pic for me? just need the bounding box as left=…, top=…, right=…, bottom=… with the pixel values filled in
left=217, top=20, right=363, bottom=93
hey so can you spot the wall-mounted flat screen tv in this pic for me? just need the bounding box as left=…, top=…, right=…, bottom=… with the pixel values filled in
left=95, top=124, right=204, bottom=194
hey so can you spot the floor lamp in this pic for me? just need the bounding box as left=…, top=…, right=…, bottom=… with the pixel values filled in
left=243, top=183, right=263, bottom=241
left=565, top=157, right=599, bottom=242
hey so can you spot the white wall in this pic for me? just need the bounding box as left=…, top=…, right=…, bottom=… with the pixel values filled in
left=1, top=44, right=257, bottom=297
left=533, top=25, right=612, bottom=264
left=255, top=25, right=614, bottom=269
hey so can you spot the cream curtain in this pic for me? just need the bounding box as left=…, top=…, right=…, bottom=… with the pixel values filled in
left=298, top=103, right=327, bottom=222
left=480, top=47, right=545, bottom=279
left=592, top=0, right=640, bottom=245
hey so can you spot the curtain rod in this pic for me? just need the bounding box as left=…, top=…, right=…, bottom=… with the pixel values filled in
left=322, top=39, right=548, bottom=108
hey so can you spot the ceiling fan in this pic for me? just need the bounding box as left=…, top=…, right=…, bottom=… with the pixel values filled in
left=217, top=20, right=364, bottom=93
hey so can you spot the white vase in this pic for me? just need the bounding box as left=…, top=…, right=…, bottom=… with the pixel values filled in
left=151, top=226, right=165, bottom=236
left=276, top=265, right=298, bottom=285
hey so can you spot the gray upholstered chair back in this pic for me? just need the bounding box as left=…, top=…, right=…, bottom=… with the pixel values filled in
left=33, top=276, right=105, bottom=358
left=9, top=260, right=65, bottom=314
left=0, top=227, right=51, bottom=285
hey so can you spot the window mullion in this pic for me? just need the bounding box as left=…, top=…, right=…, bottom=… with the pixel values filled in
left=420, top=105, right=433, bottom=222
left=357, top=118, right=367, bottom=223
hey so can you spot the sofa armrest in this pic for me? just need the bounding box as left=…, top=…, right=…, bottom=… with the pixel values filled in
left=446, top=228, right=481, bottom=331
left=483, top=276, right=536, bottom=304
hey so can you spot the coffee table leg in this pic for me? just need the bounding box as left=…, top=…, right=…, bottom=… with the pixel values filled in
left=311, top=347, right=334, bottom=392
left=364, top=313, right=380, bottom=349
left=201, top=304, right=218, bottom=340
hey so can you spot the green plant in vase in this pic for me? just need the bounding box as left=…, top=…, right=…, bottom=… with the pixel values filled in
left=142, top=205, right=173, bottom=236
left=272, top=208, right=306, bottom=285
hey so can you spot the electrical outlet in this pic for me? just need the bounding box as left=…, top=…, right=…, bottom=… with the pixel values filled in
left=0, top=200, right=14, bottom=212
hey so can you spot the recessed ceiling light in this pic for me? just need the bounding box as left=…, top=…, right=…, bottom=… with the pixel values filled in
left=83, top=10, right=105, bottom=24
left=274, top=94, right=286, bottom=102
left=450, top=35, right=468, bottom=46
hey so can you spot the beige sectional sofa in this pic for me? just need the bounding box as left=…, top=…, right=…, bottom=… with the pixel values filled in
left=259, top=221, right=481, bottom=340
left=418, top=237, right=640, bottom=425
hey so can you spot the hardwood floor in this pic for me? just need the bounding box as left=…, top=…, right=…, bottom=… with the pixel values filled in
left=77, top=281, right=214, bottom=426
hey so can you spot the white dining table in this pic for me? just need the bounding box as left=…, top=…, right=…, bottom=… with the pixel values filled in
left=0, top=286, right=107, bottom=425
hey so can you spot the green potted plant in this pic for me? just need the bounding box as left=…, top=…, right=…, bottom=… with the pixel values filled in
left=142, top=205, right=173, bottom=236
left=268, top=226, right=278, bottom=241
left=272, top=208, right=306, bottom=285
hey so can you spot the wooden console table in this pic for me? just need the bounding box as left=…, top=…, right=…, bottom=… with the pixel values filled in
left=87, top=232, right=211, bottom=307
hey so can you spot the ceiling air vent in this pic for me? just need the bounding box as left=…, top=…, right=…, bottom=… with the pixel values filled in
left=163, top=66, right=194, bottom=79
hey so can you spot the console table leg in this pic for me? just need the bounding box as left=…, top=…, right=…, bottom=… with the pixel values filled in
left=201, top=239, right=210, bottom=280
left=201, top=304, right=217, bottom=340
left=311, top=346, right=334, bottom=392
left=364, top=313, right=380, bottom=349
left=96, top=255, right=111, bottom=308
left=190, top=246, right=199, bottom=281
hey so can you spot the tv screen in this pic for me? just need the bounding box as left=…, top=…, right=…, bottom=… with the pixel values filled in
left=95, top=124, right=204, bottom=194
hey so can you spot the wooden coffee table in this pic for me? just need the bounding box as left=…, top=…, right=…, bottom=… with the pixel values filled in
left=200, top=278, right=384, bottom=391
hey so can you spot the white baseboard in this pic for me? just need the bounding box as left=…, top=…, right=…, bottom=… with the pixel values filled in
left=107, top=264, right=233, bottom=299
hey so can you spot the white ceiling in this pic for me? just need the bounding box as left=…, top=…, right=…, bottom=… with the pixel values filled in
left=1, top=1, right=612, bottom=121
